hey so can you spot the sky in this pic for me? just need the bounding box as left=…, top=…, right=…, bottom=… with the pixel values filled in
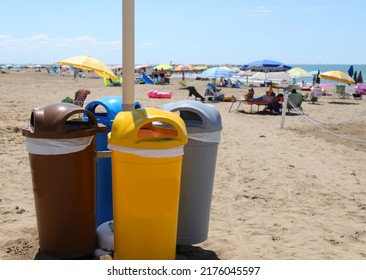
left=1, top=0, right=365, bottom=66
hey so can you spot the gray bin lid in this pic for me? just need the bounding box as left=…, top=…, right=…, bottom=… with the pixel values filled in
left=161, top=100, right=222, bottom=134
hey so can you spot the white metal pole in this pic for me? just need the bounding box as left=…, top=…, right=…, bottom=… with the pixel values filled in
left=122, top=0, right=135, bottom=111
left=280, top=90, right=289, bottom=128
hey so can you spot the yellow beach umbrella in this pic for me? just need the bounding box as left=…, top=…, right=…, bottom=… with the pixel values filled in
left=154, top=64, right=173, bottom=70
left=319, top=70, right=355, bottom=84
left=287, top=67, right=307, bottom=74
left=287, top=67, right=313, bottom=78
left=57, top=55, right=116, bottom=79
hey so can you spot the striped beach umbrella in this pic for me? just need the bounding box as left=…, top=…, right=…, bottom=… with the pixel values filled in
left=174, top=64, right=193, bottom=71
left=200, top=67, right=233, bottom=78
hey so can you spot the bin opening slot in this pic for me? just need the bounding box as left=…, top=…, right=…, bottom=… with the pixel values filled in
left=88, top=104, right=108, bottom=117
left=137, top=121, right=178, bottom=141
left=30, top=111, right=35, bottom=130
left=65, top=114, right=96, bottom=129
left=174, top=111, right=203, bottom=128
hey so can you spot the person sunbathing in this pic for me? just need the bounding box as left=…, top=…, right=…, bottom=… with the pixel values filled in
left=244, top=87, right=255, bottom=100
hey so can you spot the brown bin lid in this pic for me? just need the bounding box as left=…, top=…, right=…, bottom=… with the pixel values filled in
left=22, top=103, right=107, bottom=139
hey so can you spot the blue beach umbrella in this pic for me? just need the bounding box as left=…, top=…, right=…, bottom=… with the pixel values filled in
left=200, top=67, right=233, bottom=78
left=241, top=59, right=291, bottom=92
left=348, top=65, right=354, bottom=77
left=240, top=59, right=292, bottom=71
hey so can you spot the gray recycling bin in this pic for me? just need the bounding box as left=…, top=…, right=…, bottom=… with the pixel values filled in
left=161, top=100, right=222, bottom=245
left=22, top=103, right=106, bottom=259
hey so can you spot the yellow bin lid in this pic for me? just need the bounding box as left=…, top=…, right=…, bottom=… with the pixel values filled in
left=108, top=107, right=188, bottom=149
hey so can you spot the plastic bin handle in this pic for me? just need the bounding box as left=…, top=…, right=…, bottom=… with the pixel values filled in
left=63, top=110, right=107, bottom=137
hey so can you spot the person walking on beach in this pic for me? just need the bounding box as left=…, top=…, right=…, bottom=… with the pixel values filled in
left=73, top=68, right=79, bottom=80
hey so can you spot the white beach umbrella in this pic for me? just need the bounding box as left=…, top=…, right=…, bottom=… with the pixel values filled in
left=287, top=67, right=313, bottom=78
left=251, top=71, right=292, bottom=83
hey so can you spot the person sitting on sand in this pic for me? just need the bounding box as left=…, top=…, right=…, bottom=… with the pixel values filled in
left=205, top=83, right=225, bottom=101
left=228, top=79, right=241, bottom=88
left=264, top=93, right=284, bottom=113
left=217, top=77, right=228, bottom=87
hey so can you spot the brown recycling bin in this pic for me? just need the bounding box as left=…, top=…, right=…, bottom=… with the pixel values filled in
left=22, top=103, right=106, bottom=259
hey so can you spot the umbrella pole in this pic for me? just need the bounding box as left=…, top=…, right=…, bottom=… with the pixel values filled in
left=264, top=69, right=267, bottom=93
left=122, top=0, right=135, bottom=112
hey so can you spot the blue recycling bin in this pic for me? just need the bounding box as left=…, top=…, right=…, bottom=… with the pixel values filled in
left=85, top=96, right=141, bottom=227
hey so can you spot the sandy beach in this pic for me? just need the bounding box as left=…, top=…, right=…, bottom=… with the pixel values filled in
left=1, top=69, right=366, bottom=260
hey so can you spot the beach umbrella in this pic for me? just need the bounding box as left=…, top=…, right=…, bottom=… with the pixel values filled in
left=238, top=69, right=256, bottom=84
left=134, top=64, right=152, bottom=71
left=353, top=71, right=358, bottom=83
left=200, top=67, right=233, bottom=78
left=237, top=69, right=256, bottom=77
left=251, top=71, right=293, bottom=82
left=319, top=70, right=355, bottom=84
left=174, top=64, right=194, bottom=71
left=111, top=64, right=123, bottom=71
left=348, top=65, right=354, bottom=77
left=154, top=64, right=173, bottom=70
left=316, top=70, right=321, bottom=84
left=57, top=55, right=116, bottom=79
left=241, top=59, right=291, bottom=91
left=287, top=67, right=313, bottom=78
left=358, top=71, right=363, bottom=83
left=57, top=55, right=116, bottom=88
left=240, top=58, right=292, bottom=71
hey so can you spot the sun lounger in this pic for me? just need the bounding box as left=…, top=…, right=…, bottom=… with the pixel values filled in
left=229, top=97, right=276, bottom=113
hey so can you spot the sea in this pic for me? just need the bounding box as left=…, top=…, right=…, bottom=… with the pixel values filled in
left=291, top=64, right=366, bottom=84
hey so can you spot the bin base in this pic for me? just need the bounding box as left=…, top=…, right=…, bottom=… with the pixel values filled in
left=177, top=231, right=208, bottom=246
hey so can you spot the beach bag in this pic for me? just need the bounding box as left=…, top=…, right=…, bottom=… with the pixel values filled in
left=61, top=96, right=74, bottom=104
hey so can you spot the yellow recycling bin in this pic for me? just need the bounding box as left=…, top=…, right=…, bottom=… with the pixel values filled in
left=108, top=107, right=188, bottom=260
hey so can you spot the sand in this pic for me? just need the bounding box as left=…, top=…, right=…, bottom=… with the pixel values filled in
left=1, top=69, right=365, bottom=260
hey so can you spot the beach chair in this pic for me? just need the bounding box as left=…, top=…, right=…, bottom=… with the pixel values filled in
left=229, top=97, right=277, bottom=113
left=73, top=89, right=90, bottom=107
left=178, top=80, right=187, bottom=89
left=286, top=93, right=303, bottom=114
left=309, top=86, right=323, bottom=103
left=204, top=83, right=224, bottom=102
left=353, top=83, right=366, bottom=100
left=186, top=86, right=205, bottom=102
left=335, top=84, right=348, bottom=99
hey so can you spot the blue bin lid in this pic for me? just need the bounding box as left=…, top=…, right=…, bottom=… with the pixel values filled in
left=85, top=96, right=141, bottom=124
left=161, top=100, right=222, bottom=134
